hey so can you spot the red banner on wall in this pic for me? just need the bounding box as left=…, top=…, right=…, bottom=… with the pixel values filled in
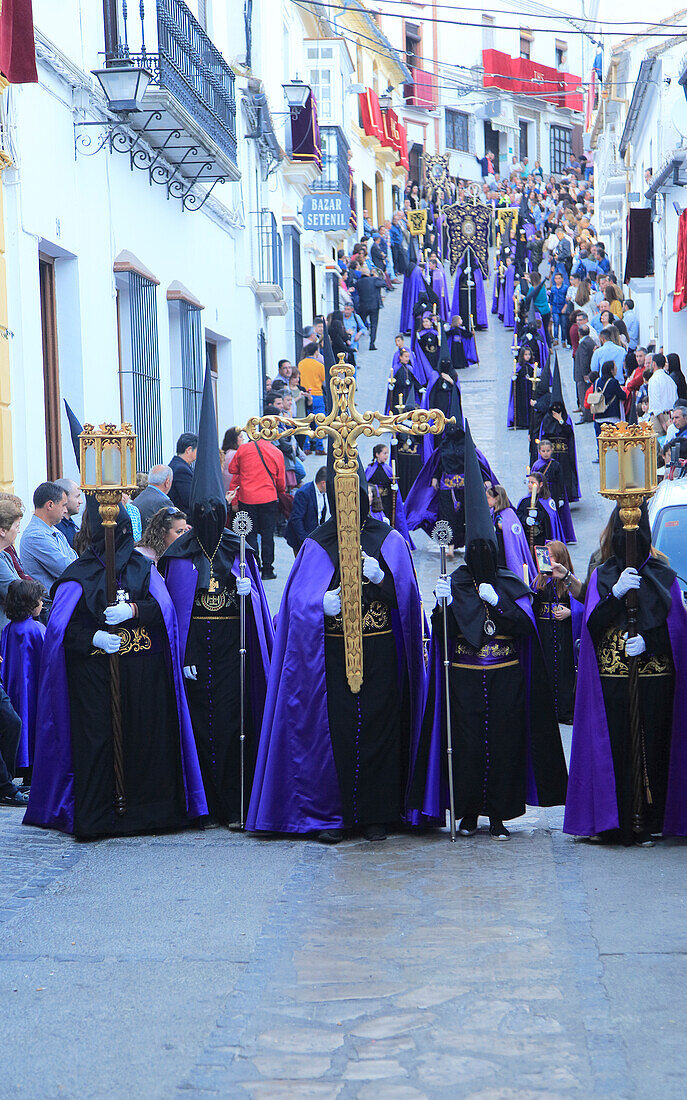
left=0, top=0, right=38, bottom=84
left=358, top=88, right=384, bottom=141
left=482, top=49, right=582, bottom=113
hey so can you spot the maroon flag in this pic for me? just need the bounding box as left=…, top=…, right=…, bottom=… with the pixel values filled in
left=0, top=0, right=38, bottom=84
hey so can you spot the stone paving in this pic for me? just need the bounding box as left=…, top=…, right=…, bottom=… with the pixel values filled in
left=1, top=278, right=685, bottom=1099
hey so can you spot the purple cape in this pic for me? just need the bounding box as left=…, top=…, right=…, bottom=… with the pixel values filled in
left=531, top=457, right=576, bottom=543
left=410, top=330, right=438, bottom=387
left=494, top=507, right=535, bottom=584
left=503, top=265, right=516, bottom=328
left=246, top=530, right=425, bottom=833
left=400, top=265, right=427, bottom=333
left=564, top=574, right=687, bottom=837
left=452, top=255, right=489, bottom=330
left=407, top=590, right=566, bottom=824
left=492, top=271, right=500, bottom=314
left=23, top=568, right=208, bottom=835
left=405, top=447, right=496, bottom=536
left=162, top=553, right=274, bottom=739
left=517, top=495, right=567, bottom=545
left=364, top=461, right=414, bottom=549
left=0, top=617, right=45, bottom=768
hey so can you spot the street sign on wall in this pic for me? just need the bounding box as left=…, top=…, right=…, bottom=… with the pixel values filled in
left=302, top=192, right=349, bottom=231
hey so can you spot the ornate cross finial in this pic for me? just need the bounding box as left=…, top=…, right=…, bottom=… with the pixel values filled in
left=245, top=355, right=453, bottom=693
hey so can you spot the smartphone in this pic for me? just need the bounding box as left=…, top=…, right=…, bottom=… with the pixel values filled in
left=535, top=545, right=553, bottom=573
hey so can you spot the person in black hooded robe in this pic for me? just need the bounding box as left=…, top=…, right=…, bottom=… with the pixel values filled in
left=408, top=424, right=567, bottom=839
left=427, top=340, right=467, bottom=552
left=539, top=355, right=581, bottom=502
left=387, top=349, right=424, bottom=497
left=50, top=502, right=192, bottom=837
left=583, top=507, right=678, bottom=845
left=160, top=366, right=272, bottom=827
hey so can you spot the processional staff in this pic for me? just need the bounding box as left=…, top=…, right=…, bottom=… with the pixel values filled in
left=432, top=519, right=457, bottom=842
left=245, top=355, right=453, bottom=693
left=231, top=509, right=253, bottom=829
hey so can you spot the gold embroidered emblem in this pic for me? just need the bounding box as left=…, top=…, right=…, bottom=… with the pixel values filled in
left=597, top=627, right=672, bottom=677
left=92, top=627, right=152, bottom=656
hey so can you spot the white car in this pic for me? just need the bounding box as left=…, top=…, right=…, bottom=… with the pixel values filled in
left=648, top=475, right=687, bottom=593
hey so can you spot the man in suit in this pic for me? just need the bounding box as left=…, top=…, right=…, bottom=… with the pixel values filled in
left=169, top=433, right=198, bottom=512
left=285, top=466, right=328, bottom=555
left=574, top=322, right=596, bottom=422
left=133, top=465, right=175, bottom=528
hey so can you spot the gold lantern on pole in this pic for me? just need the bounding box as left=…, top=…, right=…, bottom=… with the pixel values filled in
left=598, top=421, right=658, bottom=836
left=79, top=422, right=138, bottom=816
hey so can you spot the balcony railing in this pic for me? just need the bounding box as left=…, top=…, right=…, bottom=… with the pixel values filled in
left=311, top=126, right=350, bottom=196
left=103, top=0, right=237, bottom=165
left=258, top=210, right=283, bottom=290
left=404, top=68, right=438, bottom=108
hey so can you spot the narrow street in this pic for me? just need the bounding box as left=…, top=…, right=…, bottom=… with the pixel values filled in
left=1, top=293, right=685, bottom=1100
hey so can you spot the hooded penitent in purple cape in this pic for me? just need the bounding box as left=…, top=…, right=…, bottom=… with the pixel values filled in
left=160, top=363, right=274, bottom=825
left=502, top=264, right=516, bottom=328
left=452, top=252, right=489, bottom=331
left=564, top=507, right=687, bottom=842
left=431, top=265, right=450, bottom=322
left=0, top=617, right=45, bottom=769
left=515, top=494, right=567, bottom=546
left=400, top=264, right=428, bottom=333
left=406, top=423, right=567, bottom=828
left=411, top=324, right=439, bottom=387
left=247, top=520, right=425, bottom=835
left=23, top=551, right=208, bottom=837
left=364, top=461, right=414, bottom=549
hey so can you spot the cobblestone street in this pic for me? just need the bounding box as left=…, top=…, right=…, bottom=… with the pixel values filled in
left=1, top=293, right=686, bottom=1100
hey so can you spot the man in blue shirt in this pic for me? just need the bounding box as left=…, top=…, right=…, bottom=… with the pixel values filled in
left=590, top=328, right=627, bottom=377
left=54, top=478, right=82, bottom=547
left=622, top=298, right=640, bottom=350
left=593, top=243, right=611, bottom=275
left=19, top=482, right=77, bottom=595
left=342, top=301, right=367, bottom=361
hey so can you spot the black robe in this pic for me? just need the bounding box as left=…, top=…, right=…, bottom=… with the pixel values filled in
left=532, top=581, right=576, bottom=724
left=588, top=582, right=675, bottom=844
left=539, top=415, right=580, bottom=502
left=529, top=392, right=552, bottom=465
left=516, top=496, right=555, bottom=550
left=324, top=564, right=405, bottom=827
left=64, top=591, right=185, bottom=837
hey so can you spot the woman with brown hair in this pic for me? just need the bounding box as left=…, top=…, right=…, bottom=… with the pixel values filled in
left=531, top=540, right=582, bottom=723
left=0, top=493, right=27, bottom=634
left=136, top=508, right=188, bottom=565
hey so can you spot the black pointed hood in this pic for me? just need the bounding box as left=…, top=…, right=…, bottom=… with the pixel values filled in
left=322, top=326, right=335, bottom=415
left=311, top=448, right=388, bottom=566
left=438, top=324, right=451, bottom=370
left=550, top=353, right=566, bottom=414
left=527, top=296, right=538, bottom=326
left=64, top=401, right=83, bottom=469
left=189, top=364, right=226, bottom=557
left=463, top=420, right=497, bottom=558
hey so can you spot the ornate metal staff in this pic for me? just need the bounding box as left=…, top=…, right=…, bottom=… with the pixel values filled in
left=464, top=247, right=475, bottom=334
left=245, top=355, right=453, bottom=693
left=232, top=509, right=253, bottom=829
left=432, top=520, right=457, bottom=842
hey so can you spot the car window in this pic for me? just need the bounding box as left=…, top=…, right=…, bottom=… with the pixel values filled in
left=652, top=505, right=687, bottom=590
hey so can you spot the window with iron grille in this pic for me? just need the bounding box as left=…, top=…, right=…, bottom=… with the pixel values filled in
left=179, top=302, right=204, bottom=432
left=119, top=272, right=163, bottom=472
left=550, top=124, right=572, bottom=175
left=446, top=109, right=469, bottom=152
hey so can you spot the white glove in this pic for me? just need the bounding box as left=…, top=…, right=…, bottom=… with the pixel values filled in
left=362, top=555, right=385, bottom=585
left=323, top=587, right=341, bottom=616
left=624, top=633, right=646, bottom=657
left=612, top=568, right=641, bottom=600
left=93, top=630, right=121, bottom=654
left=236, top=576, right=251, bottom=597
left=526, top=517, right=536, bottom=527
left=183, top=665, right=198, bottom=681
left=103, top=602, right=133, bottom=626
left=478, top=582, right=498, bottom=607
left=434, top=577, right=453, bottom=605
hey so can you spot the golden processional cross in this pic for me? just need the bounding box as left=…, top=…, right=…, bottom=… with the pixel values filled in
left=245, top=355, right=453, bottom=694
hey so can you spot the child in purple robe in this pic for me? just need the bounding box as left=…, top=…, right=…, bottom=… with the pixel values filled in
left=0, top=578, right=46, bottom=775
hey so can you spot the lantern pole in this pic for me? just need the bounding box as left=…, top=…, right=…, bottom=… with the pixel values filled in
left=599, top=424, right=658, bottom=838
left=80, top=424, right=137, bottom=817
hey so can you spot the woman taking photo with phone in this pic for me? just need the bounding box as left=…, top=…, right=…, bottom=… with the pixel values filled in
left=531, top=540, right=582, bottom=724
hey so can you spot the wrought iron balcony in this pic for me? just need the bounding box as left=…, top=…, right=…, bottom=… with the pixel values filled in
left=99, top=0, right=239, bottom=197
left=311, top=126, right=350, bottom=198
